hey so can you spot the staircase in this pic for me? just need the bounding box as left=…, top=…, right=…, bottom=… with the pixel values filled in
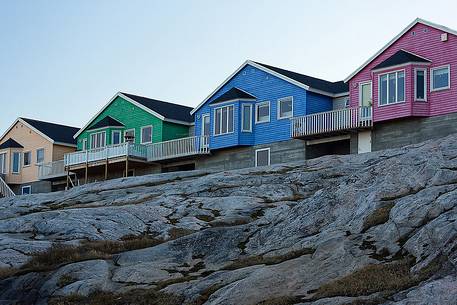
left=0, top=175, right=15, bottom=198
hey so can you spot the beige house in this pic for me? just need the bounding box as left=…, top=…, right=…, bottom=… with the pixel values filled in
left=0, top=118, right=79, bottom=197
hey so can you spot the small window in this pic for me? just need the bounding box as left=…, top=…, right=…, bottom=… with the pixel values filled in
left=255, top=148, right=270, bottom=167
left=21, top=185, right=31, bottom=195
left=431, top=65, right=450, bottom=91
left=277, top=97, right=293, bottom=119
left=23, top=151, right=31, bottom=167
left=36, top=148, right=45, bottom=164
left=12, top=152, right=21, bottom=173
left=124, top=129, right=135, bottom=142
left=112, top=130, right=122, bottom=145
left=241, top=104, right=252, bottom=132
left=214, top=105, right=234, bottom=136
left=415, top=69, right=427, bottom=101
left=0, top=153, right=6, bottom=174
left=82, top=139, right=88, bottom=150
left=141, top=126, right=153, bottom=144
left=90, top=132, right=106, bottom=149
left=256, top=101, right=270, bottom=123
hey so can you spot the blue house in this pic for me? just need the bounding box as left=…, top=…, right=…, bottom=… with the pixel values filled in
left=191, top=61, right=349, bottom=170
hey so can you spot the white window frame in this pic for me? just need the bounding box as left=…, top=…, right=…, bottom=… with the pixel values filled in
left=255, top=101, right=270, bottom=124
left=359, top=81, right=372, bottom=106
left=213, top=105, right=234, bottom=136
left=111, top=130, right=122, bottom=145
left=124, top=128, right=135, bottom=142
left=430, top=64, right=450, bottom=92
left=21, top=185, right=31, bottom=195
left=414, top=68, right=427, bottom=101
left=378, top=69, right=406, bottom=106
left=90, top=131, right=106, bottom=149
left=201, top=114, right=210, bottom=136
left=82, top=138, right=88, bottom=151
left=12, top=151, right=21, bottom=174
left=140, top=126, right=153, bottom=144
left=241, top=104, right=252, bottom=132
left=23, top=151, right=31, bottom=167
left=36, top=148, right=45, bottom=164
left=255, top=148, right=271, bottom=167
left=277, top=96, right=293, bottom=120
left=0, top=152, right=6, bottom=174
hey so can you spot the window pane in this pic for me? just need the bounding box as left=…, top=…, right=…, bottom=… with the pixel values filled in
left=242, top=105, right=251, bottom=131
left=203, top=116, right=210, bottom=136
left=279, top=98, right=292, bottom=118
left=228, top=106, right=234, bottom=133
left=24, top=152, right=31, bottom=166
left=397, top=71, right=405, bottom=102
left=13, top=152, right=20, bottom=173
left=380, top=75, right=388, bottom=105
left=221, top=107, right=228, bottom=134
left=101, top=133, right=105, bottom=147
left=416, top=70, right=425, bottom=99
left=257, top=103, right=270, bottom=122
left=0, top=153, right=5, bottom=174
left=256, top=150, right=270, bottom=167
left=141, top=127, right=152, bottom=143
left=215, top=109, right=221, bottom=135
left=22, top=187, right=31, bottom=195
left=36, top=149, right=44, bottom=163
left=388, top=73, right=397, bottom=103
left=433, top=67, right=449, bottom=89
left=112, top=131, right=120, bottom=145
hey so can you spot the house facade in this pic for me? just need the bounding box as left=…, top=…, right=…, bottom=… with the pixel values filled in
left=0, top=118, right=79, bottom=197
left=191, top=61, right=354, bottom=171
left=64, top=92, right=201, bottom=185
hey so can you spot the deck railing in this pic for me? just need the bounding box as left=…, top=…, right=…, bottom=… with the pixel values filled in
left=147, top=136, right=209, bottom=162
left=64, top=142, right=148, bottom=167
left=291, top=106, right=372, bottom=138
left=38, top=160, right=66, bottom=180
left=0, top=175, right=15, bottom=198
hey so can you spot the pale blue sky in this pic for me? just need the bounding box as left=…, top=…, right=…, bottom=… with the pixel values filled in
left=1, top=0, right=457, bottom=132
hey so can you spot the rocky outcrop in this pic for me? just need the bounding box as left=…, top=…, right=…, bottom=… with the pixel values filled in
left=0, top=135, right=457, bottom=304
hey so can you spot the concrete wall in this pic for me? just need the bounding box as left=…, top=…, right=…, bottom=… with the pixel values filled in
left=372, top=112, right=457, bottom=151
left=10, top=180, right=52, bottom=195
left=195, top=139, right=307, bottom=171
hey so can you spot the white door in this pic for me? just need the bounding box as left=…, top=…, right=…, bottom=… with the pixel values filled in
left=358, top=131, right=372, bottom=153
left=201, top=114, right=210, bottom=148
left=359, top=82, right=372, bottom=120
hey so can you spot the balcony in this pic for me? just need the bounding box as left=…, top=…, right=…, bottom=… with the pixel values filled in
left=38, top=160, right=66, bottom=180
left=291, top=106, right=372, bottom=139
left=147, top=136, right=209, bottom=162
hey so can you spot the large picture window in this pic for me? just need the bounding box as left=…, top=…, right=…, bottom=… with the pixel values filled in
left=214, top=105, right=234, bottom=135
left=379, top=71, right=405, bottom=105
left=431, top=65, right=450, bottom=91
left=415, top=69, right=427, bottom=101
left=90, top=131, right=106, bottom=149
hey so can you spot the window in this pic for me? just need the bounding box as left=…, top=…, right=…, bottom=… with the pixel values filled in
left=112, top=130, right=122, bottom=145
left=36, top=148, right=44, bottom=164
left=255, top=148, right=270, bottom=167
left=256, top=101, right=270, bottom=123
left=21, top=185, right=31, bottom=195
left=415, top=69, right=427, bottom=101
left=214, top=105, right=234, bottom=135
left=241, top=104, right=252, bottom=132
left=12, top=152, right=21, bottom=173
left=0, top=153, right=6, bottom=174
left=124, top=129, right=135, bottom=142
left=431, top=65, right=450, bottom=91
left=90, top=132, right=106, bottom=149
left=141, top=126, right=153, bottom=144
left=277, top=97, right=293, bottom=119
left=82, top=139, right=88, bottom=150
left=23, top=151, right=31, bottom=167
left=379, top=71, right=405, bottom=105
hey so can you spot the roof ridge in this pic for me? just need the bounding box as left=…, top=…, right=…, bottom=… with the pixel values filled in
left=20, top=117, right=80, bottom=130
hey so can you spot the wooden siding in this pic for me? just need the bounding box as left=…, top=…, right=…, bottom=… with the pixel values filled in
left=349, top=23, right=457, bottom=122
left=194, top=64, right=332, bottom=149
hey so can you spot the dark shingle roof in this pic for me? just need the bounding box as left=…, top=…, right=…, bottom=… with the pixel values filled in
left=0, top=138, right=23, bottom=149
left=209, top=87, right=256, bottom=104
left=373, top=50, right=431, bottom=70
left=21, top=118, right=79, bottom=145
left=88, top=116, right=124, bottom=130
left=254, top=62, right=349, bottom=95
left=121, top=93, right=193, bottom=123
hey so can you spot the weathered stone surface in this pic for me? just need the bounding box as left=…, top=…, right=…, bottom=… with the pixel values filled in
left=1, top=136, right=457, bottom=304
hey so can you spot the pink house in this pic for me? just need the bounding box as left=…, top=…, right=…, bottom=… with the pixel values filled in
left=290, top=18, right=457, bottom=155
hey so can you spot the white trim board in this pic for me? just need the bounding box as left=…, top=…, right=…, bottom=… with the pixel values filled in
left=190, top=60, right=347, bottom=115
left=344, top=18, right=457, bottom=83
left=74, top=92, right=192, bottom=139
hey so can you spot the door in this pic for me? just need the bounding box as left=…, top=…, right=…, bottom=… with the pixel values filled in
left=359, top=82, right=372, bottom=120
left=201, top=114, right=210, bottom=148
left=358, top=131, right=372, bottom=153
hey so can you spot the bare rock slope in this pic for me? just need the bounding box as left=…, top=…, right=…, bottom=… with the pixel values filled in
left=1, top=135, right=457, bottom=305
